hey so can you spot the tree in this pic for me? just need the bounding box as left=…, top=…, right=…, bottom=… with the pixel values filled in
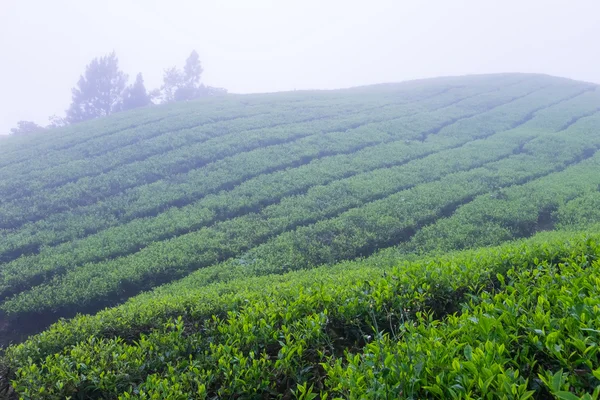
left=173, top=84, right=197, bottom=102
left=10, top=121, right=44, bottom=136
left=148, top=88, right=162, bottom=104
left=183, top=50, right=203, bottom=89
left=47, top=114, right=68, bottom=129
left=156, top=50, right=226, bottom=103
left=159, top=66, right=184, bottom=103
left=175, top=50, right=204, bottom=101
left=160, top=50, right=216, bottom=103
left=66, top=51, right=128, bottom=123
left=120, top=73, right=151, bottom=111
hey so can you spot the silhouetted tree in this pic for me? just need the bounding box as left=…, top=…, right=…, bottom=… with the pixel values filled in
left=148, top=88, right=162, bottom=104
left=184, top=50, right=203, bottom=87
left=47, top=114, right=68, bottom=129
left=158, top=50, right=226, bottom=103
left=175, top=50, right=205, bottom=101
left=159, top=66, right=184, bottom=103
left=173, top=85, right=197, bottom=102
left=10, top=121, right=44, bottom=135
left=120, top=73, right=151, bottom=111
left=66, top=51, right=128, bottom=123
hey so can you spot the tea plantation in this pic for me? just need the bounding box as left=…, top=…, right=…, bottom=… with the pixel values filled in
left=2, top=73, right=600, bottom=398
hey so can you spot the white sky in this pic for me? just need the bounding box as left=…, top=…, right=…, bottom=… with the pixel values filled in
left=0, top=0, right=598, bottom=134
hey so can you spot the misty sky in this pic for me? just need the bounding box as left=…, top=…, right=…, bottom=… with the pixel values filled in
left=1, top=0, right=598, bottom=134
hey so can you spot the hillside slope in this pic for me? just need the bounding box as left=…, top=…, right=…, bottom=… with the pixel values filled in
left=2, top=73, right=600, bottom=397
left=0, top=73, right=599, bottom=327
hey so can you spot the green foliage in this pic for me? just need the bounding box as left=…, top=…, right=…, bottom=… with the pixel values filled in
left=66, top=51, right=128, bottom=123
left=1, top=73, right=600, bottom=397
left=555, top=191, right=600, bottom=229
left=120, top=73, right=151, bottom=112
left=6, top=230, right=600, bottom=398
left=9, top=120, right=44, bottom=136
left=3, top=79, right=600, bottom=317
left=397, top=110, right=600, bottom=255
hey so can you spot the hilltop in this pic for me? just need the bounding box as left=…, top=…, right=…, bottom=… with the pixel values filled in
left=2, top=73, right=600, bottom=398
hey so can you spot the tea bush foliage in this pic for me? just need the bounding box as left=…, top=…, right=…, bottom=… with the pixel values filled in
left=1, top=73, right=600, bottom=398
left=7, top=230, right=600, bottom=398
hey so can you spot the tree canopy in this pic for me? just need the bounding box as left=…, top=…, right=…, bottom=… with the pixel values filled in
left=159, top=50, right=225, bottom=103
left=10, top=121, right=44, bottom=136
left=66, top=51, right=128, bottom=123
left=10, top=49, right=226, bottom=131
left=120, top=73, right=151, bottom=111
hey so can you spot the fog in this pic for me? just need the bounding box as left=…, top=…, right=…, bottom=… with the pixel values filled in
left=1, top=0, right=598, bottom=134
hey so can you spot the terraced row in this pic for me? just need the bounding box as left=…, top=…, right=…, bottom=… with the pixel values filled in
left=0, top=88, right=384, bottom=167
left=4, top=92, right=598, bottom=318
left=0, top=91, right=500, bottom=229
left=0, top=96, right=263, bottom=170
left=0, top=75, right=495, bottom=185
left=6, top=222, right=591, bottom=368
left=0, top=79, right=541, bottom=261
left=7, top=227, right=600, bottom=398
left=129, top=111, right=600, bottom=306
left=0, top=94, right=423, bottom=201
left=4, top=73, right=600, bottom=399
left=1, top=103, right=426, bottom=225
left=397, top=111, right=600, bottom=254
left=0, top=81, right=575, bottom=297
left=555, top=190, right=600, bottom=229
